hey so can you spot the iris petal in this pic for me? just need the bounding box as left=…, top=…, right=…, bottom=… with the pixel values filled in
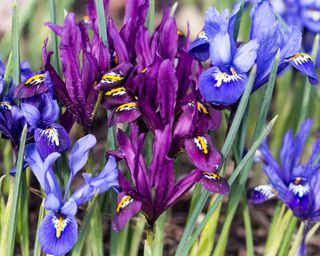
left=112, top=192, right=142, bottom=232
left=199, top=66, right=247, bottom=105
left=285, top=53, right=318, bottom=85
left=247, top=184, right=277, bottom=204
left=38, top=211, right=77, bottom=255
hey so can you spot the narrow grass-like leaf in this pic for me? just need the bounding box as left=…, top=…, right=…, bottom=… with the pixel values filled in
left=297, top=34, right=320, bottom=127
left=94, top=0, right=108, bottom=47
left=5, top=123, right=28, bottom=256
left=33, top=201, right=46, bottom=256
left=213, top=51, right=280, bottom=256
left=176, top=66, right=256, bottom=256
left=233, top=0, right=244, bottom=41
left=242, top=198, right=254, bottom=256
left=17, top=172, right=29, bottom=256
left=117, top=223, right=130, bottom=256
left=3, top=53, right=12, bottom=87
left=264, top=210, right=294, bottom=256
left=89, top=204, right=104, bottom=255
left=279, top=217, right=298, bottom=255
left=265, top=203, right=286, bottom=252
left=71, top=193, right=99, bottom=256
left=146, top=0, right=155, bottom=34
left=179, top=116, right=278, bottom=256
left=12, top=2, right=21, bottom=87
left=129, top=214, right=145, bottom=256
left=152, top=211, right=167, bottom=256
left=288, top=222, right=304, bottom=256
left=49, top=0, right=61, bottom=75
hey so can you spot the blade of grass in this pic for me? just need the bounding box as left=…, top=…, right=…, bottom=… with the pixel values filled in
left=233, top=0, right=244, bottom=41
left=129, top=214, right=145, bottom=256
left=279, top=216, right=298, bottom=255
left=49, top=0, right=61, bottom=74
left=95, top=0, right=108, bottom=47
left=213, top=50, right=280, bottom=256
left=242, top=197, right=254, bottom=256
left=5, top=124, right=28, bottom=255
left=71, top=193, right=99, bottom=256
left=179, top=115, right=278, bottom=256
left=12, top=2, right=20, bottom=87
left=146, top=0, right=155, bottom=34
left=152, top=211, right=167, bottom=256
left=33, top=201, right=46, bottom=256
left=176, top=66, right=257, bottom=256
left=297, top=34, right=320, bottom=127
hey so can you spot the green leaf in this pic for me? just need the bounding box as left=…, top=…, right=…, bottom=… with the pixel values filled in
left=33, top=201, right=46, bottom=256
left=94, top=0, right=108, bottom=47
left=49, top=0, right=61, bottom=75
left=12, top=2, right=21, bottom=87
left=5, top=123, right=28, bottom=255
left=71, top=194, right=99, bottom=256
left=146, top=0, right=155, bottom=34
left=213, top=51, right=280, bottom=256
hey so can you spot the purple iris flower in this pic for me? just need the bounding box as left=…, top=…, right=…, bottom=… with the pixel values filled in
left=25, top=134, right=119, bottom=255
left=21, top=93, right=71, bottom=158
left=44, top=13, right=103, bottom=133
left=250, top=0, right=318, bottom=90
left=247, top=118, right=320, bottom=255
left=111, top=124, right=229, bottom=232
left=0, top=60, right=34, bottom=149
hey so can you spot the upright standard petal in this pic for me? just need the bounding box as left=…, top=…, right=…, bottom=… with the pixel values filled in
left=21, top=103, right=41, bottom=128
left=232, top=40, right=259, bottom=73
left=65, top=134, right=97, bottom=196
left=209, top=33, right=234, bottom=66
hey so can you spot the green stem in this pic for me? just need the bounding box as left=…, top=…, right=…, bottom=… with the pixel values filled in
left=152, top=212, right=167, bottom=256
left=146, top=0, right=155, bottom=34
left=242, top=198, right=254, bottom=256
left=49, top=0, right=61, bottom=75
left=5, top=124, right=28, bottom=256
left=297, top=34, right=319, bottom=127
left=12, top=2, right=20, bottom=87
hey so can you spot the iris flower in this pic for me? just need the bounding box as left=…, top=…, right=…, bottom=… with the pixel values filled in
left=190, top=3, right=259, bottom=105
left=189, top=1, right=318, bottom=106
left=247, top=119, right=320, bottom=255
left=111, top=124, right=229, bottom=232
left=21, top=93, right=71, bottom=158
left=250, top=0, right=318, bottom=90
left=25, top=134, right=118, bottom=255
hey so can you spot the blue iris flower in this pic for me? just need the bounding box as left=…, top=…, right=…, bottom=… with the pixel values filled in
left=25, top=134, right=119, bottom=255
left=247, top=118, right=320, bottom=255
left=21, top=93, right=71, bottom=158
left=189, top=3, right=259, bottom=105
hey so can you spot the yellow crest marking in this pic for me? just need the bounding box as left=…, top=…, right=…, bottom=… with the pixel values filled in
left=194, top=136, right=209, bottom=154
left=0, top=101, right=12, bottom=109
left=294, top=177, right=302, bottom=185
left=116, top=195, right=134, bottom=214
left=177, top=30, right=184, bottom=36
left=105, top=87, right=126, bottom=96
left=102, top=72, right=124, bottom=83
left=56, top=216, right=63, bottom=238
left=188, top=101, right=209, bottom=114
left=115, top=102, right=137, bottom=112
left=25, top=74, right=45, bottom=85
left=141, top=68, right=148, bottom=74
left=203, top=172, right=221, bottom=180
left=288, top=53, right=311, bottom=61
